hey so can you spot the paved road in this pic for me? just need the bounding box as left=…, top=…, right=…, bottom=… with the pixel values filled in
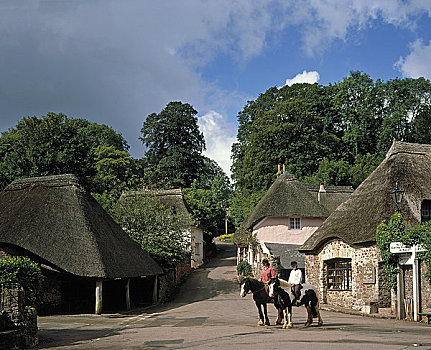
left=38, top=242, right=431, bottom=349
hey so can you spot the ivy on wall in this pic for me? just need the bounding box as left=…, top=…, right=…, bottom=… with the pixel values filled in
left=376, top=212, right=431, bottom=290
left=0, top=256, right=43, bottom=306
left=233, top=226, right=258, bottom=250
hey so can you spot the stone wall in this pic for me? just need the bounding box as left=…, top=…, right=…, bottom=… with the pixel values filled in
left=0, top=287, right=38, bottom=349
left=305, top=239, right=392, bottom=313
left=420, top=262, right=431, bottom=314
left=157, top=262, right=192, bottom=303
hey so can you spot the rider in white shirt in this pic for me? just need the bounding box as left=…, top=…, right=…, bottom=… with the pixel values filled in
left=288, top=261, right=302, bottom=305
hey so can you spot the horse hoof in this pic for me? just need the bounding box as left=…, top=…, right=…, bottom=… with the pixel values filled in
left=287, top=323, right=293, bottom=328
left=257, top=321, right=264, bottom=326
left=282, top=323, right=287, bottom=329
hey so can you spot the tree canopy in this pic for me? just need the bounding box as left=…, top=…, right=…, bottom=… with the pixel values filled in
left=111, top=195, right=193, bottom=269
left=140, top=101, right=206, bottom=189
left=231, top=72, right=431, bottom=194
left=0, top=112, right=141, bottom=210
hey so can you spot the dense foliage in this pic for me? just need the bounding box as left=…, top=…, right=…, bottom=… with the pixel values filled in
left=183, top=174, right=233, bottom=241
left=0, top=113, right=142, bottom=210
left=0, top=256, right=43, bottom=306
left=111, top=196, right=194, bottom=269
left=236, top=260, right=253, bottom=277
left=376, top=213, right=431, bottom=290
left=141, top=101, right=232, bottom=236
left=140, top=101, right=206, bottom=189
left=231, top=72, right=431, bottom=194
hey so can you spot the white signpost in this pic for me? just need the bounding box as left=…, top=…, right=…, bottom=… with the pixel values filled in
left=390, top=242, right=426, bottom=321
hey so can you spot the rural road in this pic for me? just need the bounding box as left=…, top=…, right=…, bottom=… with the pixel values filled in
left=38, top=241, right=431, bottom=349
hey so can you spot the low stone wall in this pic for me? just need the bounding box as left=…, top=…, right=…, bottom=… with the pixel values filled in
left=0, top=287, right=38, bottom=349
left=157, top=262, right=192, bottom=303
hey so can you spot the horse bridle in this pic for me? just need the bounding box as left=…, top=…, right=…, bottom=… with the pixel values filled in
left=245, top=281, right=269, bottom=295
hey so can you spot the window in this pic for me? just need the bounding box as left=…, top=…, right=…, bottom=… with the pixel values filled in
left=327, top=259, right=352, bottom=291
left=421, top=200, right=431, bottom=223
left=289, top=217, right=301, bottom=230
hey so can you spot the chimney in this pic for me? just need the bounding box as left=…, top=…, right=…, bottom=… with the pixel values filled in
left=318, top=183, right=326, bottom=208
left=277, top=164, right=281, bottom=175
left=282, top=164, right=286, bottom=173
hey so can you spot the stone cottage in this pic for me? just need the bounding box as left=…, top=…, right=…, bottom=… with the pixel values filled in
left=300, top=141, right=431, bottom=318
left=236, top=170, right=353, bottom=280
left=0, top=174, right=163, bottom=314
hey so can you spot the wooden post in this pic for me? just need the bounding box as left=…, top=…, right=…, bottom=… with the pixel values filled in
left=95, top=280, right=103, bottom=315
left=412, top=246, right=419, bottom=321
left=152, top=276, right=158, bottom=304
left=396, top=268, right=405, bottom=319
left=126, top=278, right=131, bottom=311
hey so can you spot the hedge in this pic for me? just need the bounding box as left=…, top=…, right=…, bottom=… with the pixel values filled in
left=0, top=256, right=43, bottom=306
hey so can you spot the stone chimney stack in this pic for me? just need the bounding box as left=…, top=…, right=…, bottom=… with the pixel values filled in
left=318, top=183, right=326, bottom=208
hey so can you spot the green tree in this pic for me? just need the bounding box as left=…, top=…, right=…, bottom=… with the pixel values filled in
left=111, top=195, right=193, bottom=269
left=91, top=146, right=143, bottom=210
left=0, top=113, right=137, bottom=209
left=378, top=77, right=431, bottom=152
left=183, top=174, right=233, bottom=240
left=231, top=83, right=341, bottom=192
left=229, top=189, right=266, bottom=228
left=0, top=256, right=43, bottom=306
left=140, top=102, right=206, bottom=189
left=331, top=71, right=384, bottom=160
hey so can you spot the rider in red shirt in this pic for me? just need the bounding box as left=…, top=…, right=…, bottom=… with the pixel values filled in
left=260, top=258, right=275, bottom=283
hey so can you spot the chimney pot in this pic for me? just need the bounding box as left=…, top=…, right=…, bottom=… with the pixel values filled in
left=283, top=164, right=286, bottom=173
left=318, top=183, right=327, bottom=207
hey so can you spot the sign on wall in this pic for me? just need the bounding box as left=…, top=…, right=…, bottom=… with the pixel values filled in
left=362, top=266, right=376, bottom=284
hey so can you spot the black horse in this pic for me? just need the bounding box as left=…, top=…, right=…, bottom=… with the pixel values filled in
left=267, top=277, right=293, bottom=328
left=268, top=277, right=323, bottom=327
left=239, top=277, right=272, bottom=326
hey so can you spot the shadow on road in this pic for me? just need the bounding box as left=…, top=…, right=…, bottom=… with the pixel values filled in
left=39, top=327, right=123, bottom=348
left=157, top=241, right=239, bottom=308
left=38, top=241, right=240, bottom=348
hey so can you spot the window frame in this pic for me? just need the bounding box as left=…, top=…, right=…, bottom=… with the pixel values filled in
left=421, top=200, right=431, bottom=223
left=289, top=217, right=301, bottom=230
left=326, top=258, right=352, bottom=291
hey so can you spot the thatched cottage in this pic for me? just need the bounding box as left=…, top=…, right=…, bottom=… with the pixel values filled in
left=300, top=141, right=431, bottom=318
left=120, top=189, right=204, bottom=269
left=237, top=171, right=353, bottom=280
left=0, top=174, right=163, bottom=314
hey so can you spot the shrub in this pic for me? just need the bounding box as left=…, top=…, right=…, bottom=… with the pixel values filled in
left=0, top=256, right=43, bottom=306
left=237, top=260, right=253, bottom=277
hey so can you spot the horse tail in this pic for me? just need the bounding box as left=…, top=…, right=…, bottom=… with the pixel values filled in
left=310, top=290, right=318, bottom=318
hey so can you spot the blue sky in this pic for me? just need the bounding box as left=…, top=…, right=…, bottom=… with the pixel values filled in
left=1, top=1, right=431, bottom=176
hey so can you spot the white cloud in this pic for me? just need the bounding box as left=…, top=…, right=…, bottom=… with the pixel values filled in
left=288, top=1, right=431, bottom=56
left=395, top=39, right=431, bottom=79
left=284, top=71, right=320, bottom=86
left=198, top=111, right=236, bottom=177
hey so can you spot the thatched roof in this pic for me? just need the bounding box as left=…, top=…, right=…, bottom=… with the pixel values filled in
left=306, top=185, right=354, bottom=213
left=263, top=243, right=305, bottom=269
left=242, top=173, right=352, bottom=229
left=300, top=141, right=431, bottom=252
left=120, top=188, right=194, bottom=220
left=0, top=174, right=163, bottom=278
